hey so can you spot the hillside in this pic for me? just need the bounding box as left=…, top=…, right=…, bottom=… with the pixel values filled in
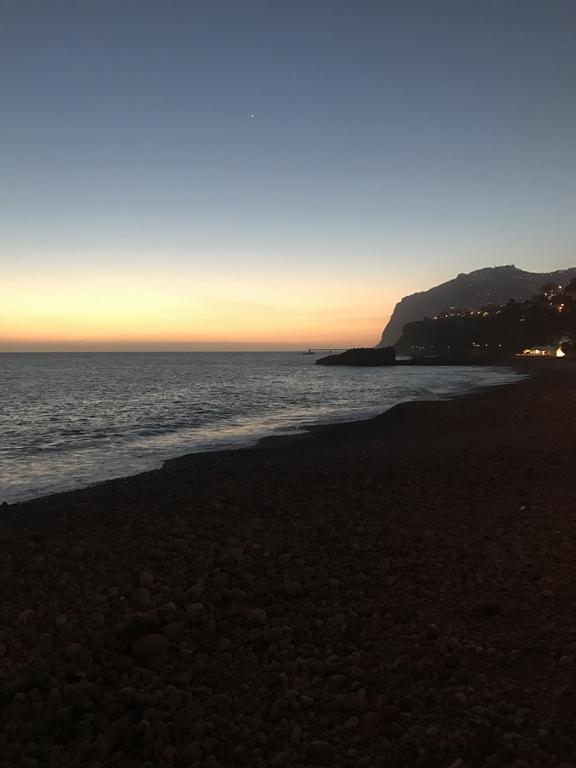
left=378, top=265, right=576, bottom=347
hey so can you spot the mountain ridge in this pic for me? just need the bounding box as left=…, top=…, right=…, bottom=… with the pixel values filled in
left=378, top=265, right=576, bottom=347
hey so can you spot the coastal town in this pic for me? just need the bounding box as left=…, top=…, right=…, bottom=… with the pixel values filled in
left=396, top=280, right=576, bottom=360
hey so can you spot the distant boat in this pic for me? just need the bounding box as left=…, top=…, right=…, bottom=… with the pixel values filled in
left=302, top=349, right=316, bottom=355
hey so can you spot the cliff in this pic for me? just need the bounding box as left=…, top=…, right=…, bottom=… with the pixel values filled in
left=378, top=265, right=576, bottom=347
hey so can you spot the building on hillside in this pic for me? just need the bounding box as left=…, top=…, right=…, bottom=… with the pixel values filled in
left=519, top=336, right=571, bottom=358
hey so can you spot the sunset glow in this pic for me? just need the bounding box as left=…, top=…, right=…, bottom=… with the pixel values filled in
left=2, top=2, right=575, bottom=351
left=1, top=259, right=409, bottom=350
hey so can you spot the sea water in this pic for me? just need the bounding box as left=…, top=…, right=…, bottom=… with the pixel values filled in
left=0, top=352, right=522, bottom=503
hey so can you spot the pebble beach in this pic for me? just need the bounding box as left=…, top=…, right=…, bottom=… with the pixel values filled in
left=1, top=359, right=576, bottom=768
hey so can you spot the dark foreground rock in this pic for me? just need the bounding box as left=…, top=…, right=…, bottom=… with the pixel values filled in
left=1, top=359, right=576, bottom=766
left=316, top=347, right=396, bottom=366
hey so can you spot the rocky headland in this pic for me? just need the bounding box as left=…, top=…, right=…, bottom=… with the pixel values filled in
left=378, top=266, right=576, bottom=347
left=316, top=348, right=396, bottom=366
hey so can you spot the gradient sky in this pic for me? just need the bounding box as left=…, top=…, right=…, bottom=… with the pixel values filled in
left=2, top=0, right=576, bottom=351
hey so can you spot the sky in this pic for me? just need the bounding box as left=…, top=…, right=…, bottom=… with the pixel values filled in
left=1, top=0, right=576, bottom=351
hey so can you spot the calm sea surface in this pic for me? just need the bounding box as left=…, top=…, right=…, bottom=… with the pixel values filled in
left=1, top=352, right=522, bottom=504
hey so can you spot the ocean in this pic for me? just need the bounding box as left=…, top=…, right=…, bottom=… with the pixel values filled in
left=0, top=352, right=522, bottom=504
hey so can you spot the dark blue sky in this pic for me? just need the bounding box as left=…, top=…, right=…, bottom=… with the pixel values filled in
left=2, top=1, right=576, bottom=349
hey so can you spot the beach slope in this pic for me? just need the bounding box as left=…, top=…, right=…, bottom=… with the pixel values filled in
left=2, top=360, right=576, bottom=766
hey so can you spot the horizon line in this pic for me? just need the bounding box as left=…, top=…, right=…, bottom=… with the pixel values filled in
left=0, top=345, right=361, bottom=353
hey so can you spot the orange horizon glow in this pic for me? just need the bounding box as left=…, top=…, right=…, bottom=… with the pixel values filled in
left=0, top=262, right=404, bottom=352
left=4, top=2, right=576, bottom=354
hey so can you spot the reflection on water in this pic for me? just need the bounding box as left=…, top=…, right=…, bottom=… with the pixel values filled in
left=0, top=352, right=523, bottom=503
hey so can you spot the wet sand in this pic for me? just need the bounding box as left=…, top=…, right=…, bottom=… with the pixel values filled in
left=2, top=359, right=576, bottom=767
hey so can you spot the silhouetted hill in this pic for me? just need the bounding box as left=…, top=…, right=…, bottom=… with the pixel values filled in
left=395, top=280, right=576, bottom=357
left=378, top=266, right=576, bottom=347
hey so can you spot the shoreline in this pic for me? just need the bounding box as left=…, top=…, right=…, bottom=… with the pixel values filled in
left=3, top=358, right=576, bottom=766
left=3, top=362, right=525, bottom=513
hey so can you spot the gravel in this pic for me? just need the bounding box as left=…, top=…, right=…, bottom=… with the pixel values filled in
left=2, top=360, right=576, bottom=766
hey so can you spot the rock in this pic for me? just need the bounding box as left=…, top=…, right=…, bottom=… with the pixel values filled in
left=284, top=582, right=303, bottom=598
left=362, top=711, right=380, bottom=728
left=329, top=673, right=347, bottom=689
left=69, top=545, right=86, bottom=560
left=213, top=572, right=229, bottom=588
left=20, top=758, right=38, bottom=768
left=435, top=637, right=448, bottom=654
left=247, top=608, right=267, bottom=626
left=132, top=633, right=169, bottom=661
left=139, top=571, right=154, bottom=586
left=316, top=347, right=395, bottom=366
left=179, top=741, right=203, bottom=764
left=265, top=627, right=284, bottom=644
left=343, top=716, right=360, bottom=733
left=65, top=643, right=83, bottom=660
left=132, top=587, right=152, bottom=607
left=118, top=615, right=160, bottom=638
left=116, top=687, right=136, bottom=707
left=193, top=652, right=209, bottom=670
left=213, top=694, right=233, bottom=713
left=291, top=725, right=303, bottom=744
left=48, top=687, right=63, bottom=706
left=189, top=581, right=205, bottom=599
left=304, top=740, right=334, bottom=765
left=471, top=601, right=502, bottom=619
left=97, top=716, right=133, bottom=755
left=271, top=752, right=293, bottom=767
left=346, top=694, right=369, bottom=714
left=162, top=621, right=185, bottom=640
left=231, top=587, right=248, bottom=603
left=173, top=712, right=193, bottom=739
left=187, top=602, right=204, bottom=621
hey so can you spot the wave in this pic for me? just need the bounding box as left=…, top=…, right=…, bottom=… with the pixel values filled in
left=0, top=353, right=523, bottom=504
